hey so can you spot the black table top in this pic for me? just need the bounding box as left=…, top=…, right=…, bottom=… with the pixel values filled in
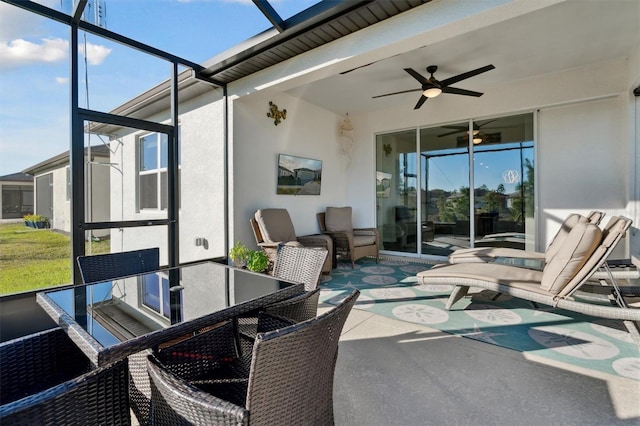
left=37, top=261, right=303, bottom=366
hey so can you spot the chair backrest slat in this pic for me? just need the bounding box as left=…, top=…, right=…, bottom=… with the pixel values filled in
left=77, top=248, right=160, bottom=284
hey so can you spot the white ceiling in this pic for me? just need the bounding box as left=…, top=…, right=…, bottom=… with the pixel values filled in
left=286, top=0, right=640, bottom=115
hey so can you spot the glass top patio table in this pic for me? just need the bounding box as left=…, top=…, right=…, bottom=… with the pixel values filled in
left=36, top=260, right=303, bottom=367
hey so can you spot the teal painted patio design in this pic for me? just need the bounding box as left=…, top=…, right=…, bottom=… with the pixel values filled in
left=319, top=257, right=640, bottom=381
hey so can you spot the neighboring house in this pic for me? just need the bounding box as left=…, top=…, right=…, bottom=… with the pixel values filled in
left=0, top=173, right=33, bottom=219
left=81, top=1, right=639, bottom=264
left=22, top=145, right=111, bottom=237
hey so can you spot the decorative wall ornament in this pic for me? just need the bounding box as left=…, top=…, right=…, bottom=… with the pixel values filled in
left=383, top=144, right=392, bottom=156
left=339, top=113, right=354, bottom=166
left=502, top=169, right=520, bottom=184
left=267, top=101, right=287, bottom=125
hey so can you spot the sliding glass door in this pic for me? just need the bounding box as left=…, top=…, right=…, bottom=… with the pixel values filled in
left=471, top=115, right=534, bottom=250
left=376, top=130, right=418, bottom=254
left=419, top=122, right=471, bottom=256
left=376, top=113, right=534, bottom=258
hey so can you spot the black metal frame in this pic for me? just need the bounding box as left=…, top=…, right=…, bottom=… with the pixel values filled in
left=2, top=0, right=227, bottom=285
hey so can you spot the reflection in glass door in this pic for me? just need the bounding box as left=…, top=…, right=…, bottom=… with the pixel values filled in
left=472, top=115, right=534, bottom=250
left=419, top=123, right=471, bottom=256
left=376, top=130, right=417, bottom=254
left=376, top=113, right=535, bottom=258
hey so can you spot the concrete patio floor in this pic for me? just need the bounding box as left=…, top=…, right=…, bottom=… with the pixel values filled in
left=328, top=304, right=640, bottom=426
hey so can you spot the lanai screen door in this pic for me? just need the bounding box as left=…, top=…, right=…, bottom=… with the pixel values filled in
left=376, top=113, right=534, bottom=258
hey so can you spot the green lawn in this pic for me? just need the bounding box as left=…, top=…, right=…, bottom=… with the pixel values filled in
left=0, top=223, right=110, bottom=295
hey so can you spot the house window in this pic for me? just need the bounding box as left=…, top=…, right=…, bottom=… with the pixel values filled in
left=138, top=129, right=180, bottom=211
left=141, top=273, right=171, bottom=320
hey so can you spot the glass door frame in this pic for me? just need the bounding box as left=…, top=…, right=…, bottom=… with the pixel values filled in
left=376, top=112, right=537, bottom=260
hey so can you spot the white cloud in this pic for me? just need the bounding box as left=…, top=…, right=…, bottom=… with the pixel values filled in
left=0, top=37, right=112, bottom=70
left=56, top=77, right=69, bottom=84
left=81, top=43, right=112, bottom=65
left=0, top=38, right=68, bottom=70
left=0, top=2, right=112, bottom=70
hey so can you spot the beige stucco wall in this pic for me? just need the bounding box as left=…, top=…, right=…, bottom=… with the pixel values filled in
left=109, top=89, right=225, bottom=265
left=230, top=91, right=351, bottom=252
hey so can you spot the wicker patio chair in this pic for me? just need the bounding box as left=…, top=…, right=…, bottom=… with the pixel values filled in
left=0, top=327, right=130, bottom=425
left=236, top=288, right=322, bottom=354
left=272, top=244, right=328, bottom=291
left=77, top=247, right=160, bottom=284
left=77, top=247, right=160, bottom=425
left=236, top=244, right=325, bottom=351
left=147, top=289, right=360, bottom=425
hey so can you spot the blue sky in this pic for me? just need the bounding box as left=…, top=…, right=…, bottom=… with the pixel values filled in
left=0, top=0, right=319, bottom=176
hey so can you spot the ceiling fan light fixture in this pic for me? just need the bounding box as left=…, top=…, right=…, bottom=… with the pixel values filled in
left=423, top=87, right=442, bottom=98
left=473, top=137, right=483, bottom=144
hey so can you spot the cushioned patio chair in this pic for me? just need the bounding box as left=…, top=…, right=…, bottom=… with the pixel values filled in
left=317, top=206, right=379, bottom=268
left=448, top=211, right=604, bottom=264
left=0, top=328, right=130, bottom=425
left=251, top=208, right=333, bottom=274
left=416, top=217, right=640, bottom=330
left=147, top=290, right=360, bottom=425
left=77, top=247, right=160, bottom=425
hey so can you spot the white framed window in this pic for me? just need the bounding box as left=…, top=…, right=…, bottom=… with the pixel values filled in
left=138, top=129, right=181, bottom=211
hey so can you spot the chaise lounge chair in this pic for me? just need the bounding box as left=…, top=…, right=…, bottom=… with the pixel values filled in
left=447, top=210, right=604, bottom=264
left=416, top=216, right=640, bottom=341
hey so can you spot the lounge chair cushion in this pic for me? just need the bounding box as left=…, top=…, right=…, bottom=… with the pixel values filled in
left=255, top=209, right=297, bottom=243
left=544, top=213, right=589, bottom=263
left=325, top=207, right=353, bottom=233
left=541, top=222, right=601, bottom=294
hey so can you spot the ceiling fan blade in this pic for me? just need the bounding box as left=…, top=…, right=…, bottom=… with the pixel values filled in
left=404, top=68, right=429, bottom=85
left=439, top=64, right=495, bottom=87
left=476, top=119, right=498, bottom=128
left=414, top=95, right=428, bottom=110
left=438, top=128, right=466, bottom=137
left=372, top=88, right=422, bottom=99
left=441, top=86, right=483, bottom=97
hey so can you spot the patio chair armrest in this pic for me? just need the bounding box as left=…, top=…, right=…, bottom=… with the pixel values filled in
left=354, top=228, right=378, bottom=237
left=321, top=230, right=352, bottom=239
left=257, top=241, right=282, bottom=250
left=297, top=234, right=331, bottom=249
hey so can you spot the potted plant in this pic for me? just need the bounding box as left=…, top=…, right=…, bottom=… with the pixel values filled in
left=23, top=214, right=50, bottom=229
left=229, top=241, right=251, bottom=268
left=247, top=250, right=269, bottom=273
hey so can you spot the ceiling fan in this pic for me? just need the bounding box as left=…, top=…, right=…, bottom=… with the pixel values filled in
left=372, top=64, right=495, bottom=110
left=438, top=119, right=498, bottom=138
